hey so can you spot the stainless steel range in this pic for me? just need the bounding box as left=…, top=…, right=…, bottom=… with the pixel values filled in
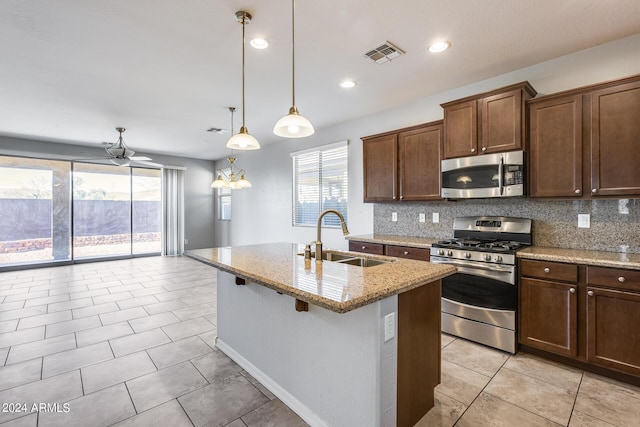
left=430, top=216, right=532, bottom=353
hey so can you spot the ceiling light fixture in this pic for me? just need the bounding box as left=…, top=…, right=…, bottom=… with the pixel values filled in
left=340, top=80, right=356, bottom=88
left=227, top=11, right=260, bottom=151
left=250, top=38, right=269, bottom=49
left=428, top=40, right=451, bottom=53
left=212, top=107, right=252, bottom=190
left=273, top=0, right=314, bottom=138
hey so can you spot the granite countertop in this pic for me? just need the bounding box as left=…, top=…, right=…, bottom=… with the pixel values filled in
left=346, top=234, right=440, bottom=249
left=185, top=243, right=456, bottom=313
left=517, top=247, right=640, bottom=271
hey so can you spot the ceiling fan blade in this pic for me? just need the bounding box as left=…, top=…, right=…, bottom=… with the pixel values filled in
left=132, top=160, right=164, bottom=168
left=129, top=156, right=152, bottom=161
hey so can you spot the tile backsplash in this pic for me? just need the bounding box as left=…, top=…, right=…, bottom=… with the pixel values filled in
left=374, top=198, right=640, bottom=254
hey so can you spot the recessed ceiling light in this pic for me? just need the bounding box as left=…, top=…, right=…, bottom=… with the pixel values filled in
left=250, top=38, right=269, bottom=49
left=428, top=41, right=451, bottom=53
left=340, top=80, right=356, bottom=88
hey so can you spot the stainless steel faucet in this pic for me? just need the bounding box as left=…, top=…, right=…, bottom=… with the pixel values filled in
left=313, top=209, right=349, bottom=262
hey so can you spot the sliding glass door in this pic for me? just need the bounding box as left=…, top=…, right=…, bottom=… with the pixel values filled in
left=0, top=155, right=162, bottom=269
left=0, top=156, right=71, bottom=267
left=132, top=168, right=162, bottom=254
left=72, top=163, right=132, bottom=259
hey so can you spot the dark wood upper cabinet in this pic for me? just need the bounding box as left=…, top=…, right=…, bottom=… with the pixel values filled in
left=590, top=80, right=640, bottom=197
left=363, top=134, right=398, bottom=202
left=362, top=121, right=443, bottom=202
left=443, top=100, right=477, bottom=158
left=398, top=124, right=443, bottom=201
left=480, top=89, right=525, bottom=154
left=442, top=82, right=536, bottom=159
left=528, top=94, right=583, bottom=197
left=528, top=74, right=640, bottom=199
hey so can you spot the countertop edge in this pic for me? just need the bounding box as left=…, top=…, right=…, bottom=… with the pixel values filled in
left=185, top=251, right=455, bottom=313
left=517, top=247, right=640, bottom=271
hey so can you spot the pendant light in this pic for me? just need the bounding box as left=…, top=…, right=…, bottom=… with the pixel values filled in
left=212, top=107, right=253, bottom=189
left=227, top=11, right=260, bottom=150
left=273, top=0, right=314, bottom=138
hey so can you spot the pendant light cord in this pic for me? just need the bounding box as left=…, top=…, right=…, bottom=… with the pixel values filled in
left=291, top=0, right=296, bottom=107
left=241, top=16, right=247, bottom=128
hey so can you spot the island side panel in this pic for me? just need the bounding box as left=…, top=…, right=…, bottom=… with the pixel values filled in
left=216, top=270, right=398, bottom=427
left=397, top=279, right=442, bottom=427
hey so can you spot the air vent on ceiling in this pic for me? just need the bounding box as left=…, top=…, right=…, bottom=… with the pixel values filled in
left=206, top=127, right=228, bottom=134
left=363, top=41, right=405, bottom=64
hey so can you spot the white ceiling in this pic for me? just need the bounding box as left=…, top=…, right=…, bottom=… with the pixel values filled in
left=1, top=0, right=640, bottom=161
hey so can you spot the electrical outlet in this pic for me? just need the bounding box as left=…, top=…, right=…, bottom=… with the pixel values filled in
left=392, top=212, right=398, bottom=222
left=432, top=212, right=440, bottom=223
left=184, top=238, right=189, bottom=245
left=578, top=214, right=590, bottom=228
left=384, top=312, right=395, bottom=342
left=419, top=213, right=426, bottom=223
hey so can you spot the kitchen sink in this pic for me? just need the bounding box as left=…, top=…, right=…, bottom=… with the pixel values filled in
left=298, top=250, right=392, bottom=267
left=335, top=257, right=389, bottom=267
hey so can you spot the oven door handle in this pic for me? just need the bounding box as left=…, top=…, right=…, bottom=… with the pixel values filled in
left=431, top=259, right=513, bottom=274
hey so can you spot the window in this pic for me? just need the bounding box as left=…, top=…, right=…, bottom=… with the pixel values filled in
left=291, top=141, right=348, bottom=227
left=217, top=168, right=232, bottom=220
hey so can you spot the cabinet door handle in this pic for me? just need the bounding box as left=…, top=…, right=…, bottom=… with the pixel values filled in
left=618, top=276, right=626, bottom=283
left=403, top=251, right=409, bottom=255
left=574, top=189, right=580, bottom=194
left=588, top=291, right=594, bottom=297
left=569, top=288, right=576, bottom=294
left=400, top=196, right=404, bottom=200
left=481, top=147, right=487, bottom=152
left=471, top=148, right=476, bottom=153
left=544, top=267, right=550, bottom=273
left=591, top=188, right=597, bottom=193
left=362, top=246, right=366, bottom=250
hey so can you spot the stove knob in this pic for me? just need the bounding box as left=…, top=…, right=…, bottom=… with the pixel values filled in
left=446, top=250, right=453, bottom=257
left=483, top=254, right=492, bottom=261
left=438, top=249, right=445, bottom=256
left=464, top=252, right=471, bottom=259
left=494, top=255, right=503, bottom=262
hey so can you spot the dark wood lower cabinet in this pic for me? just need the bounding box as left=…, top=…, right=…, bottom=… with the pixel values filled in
left=520, top=278, right=577, bottom=357
left=520, top=261, right=640, bottom=383
left=586, top=286, right=640, bottom=376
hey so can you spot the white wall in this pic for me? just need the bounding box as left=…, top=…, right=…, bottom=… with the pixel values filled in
left=217, top=34, right=640, bottom=249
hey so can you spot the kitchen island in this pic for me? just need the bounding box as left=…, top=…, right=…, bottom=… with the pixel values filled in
left=186, top=243, right=456, bottom=427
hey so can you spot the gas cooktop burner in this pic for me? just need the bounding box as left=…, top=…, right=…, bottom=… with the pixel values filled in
left=433, top=238, right=524, bottom=253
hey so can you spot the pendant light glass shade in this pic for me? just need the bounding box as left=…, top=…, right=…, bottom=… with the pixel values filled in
left=273, top=106, right=314, bottom=138
left=228, top=11, right=260, bottom=150
left=273, top=0, right=314, bottom=139
left=227, top=126, right=260, bottom=150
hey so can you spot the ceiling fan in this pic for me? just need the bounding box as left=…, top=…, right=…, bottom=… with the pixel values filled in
left=100, top=127, right=153, bottom=167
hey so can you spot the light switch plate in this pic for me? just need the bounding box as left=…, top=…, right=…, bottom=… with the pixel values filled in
left=392, top=212, right=398, bottom=222
left=419, top=213, right=426, bottom=223
left=578, top=214, right=590, bottom=228
left=384, top=312, right=395, bottom=342
left=432, top=213, right=440, bottom=223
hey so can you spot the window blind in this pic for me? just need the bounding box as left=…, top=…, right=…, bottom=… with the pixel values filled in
left=292, top=143, right=348, bottom=227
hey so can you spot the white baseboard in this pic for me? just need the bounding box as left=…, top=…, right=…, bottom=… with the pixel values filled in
left=216, top=339, right=329, bottom=427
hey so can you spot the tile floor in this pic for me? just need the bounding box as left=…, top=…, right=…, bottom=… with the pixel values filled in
left=1, top=255, right=639, bottom=426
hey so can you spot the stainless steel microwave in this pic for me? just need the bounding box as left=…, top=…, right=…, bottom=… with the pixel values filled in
left=441, top=150, right=525, bottom=199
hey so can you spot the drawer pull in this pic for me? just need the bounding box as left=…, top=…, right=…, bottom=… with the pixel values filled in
left=403, top=251, right=409, bottom=255
left=569, top=288, right=576, bottom=294
left=543, top=267, right=550, bottom=273
left=588, top=291, right=594, bottom=297
left=618, top=276, right=626, bottom=283
left=362, top=246, right=366, bottom=250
